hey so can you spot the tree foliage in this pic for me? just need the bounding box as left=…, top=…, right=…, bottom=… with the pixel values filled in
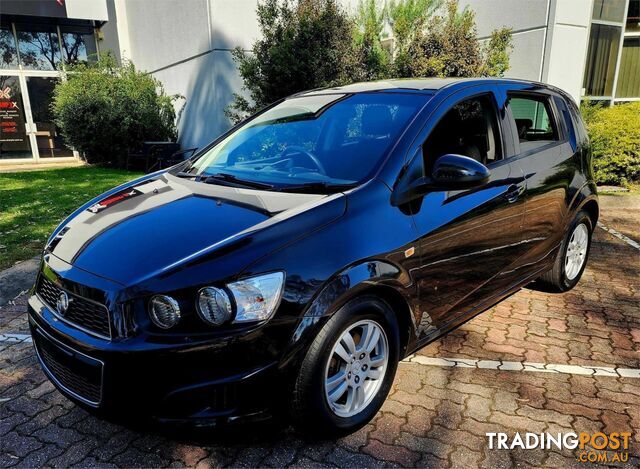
left=226, top=0, right=357, bottom=122
left=228, top=0, right=513, bottom=122
left=393, top=0, right=512, bottom=78
left=388, top=0, right=440, bottom=71
left=52, top=54, right=178, bottom=166
left=351, top=0, right=390, bottom=81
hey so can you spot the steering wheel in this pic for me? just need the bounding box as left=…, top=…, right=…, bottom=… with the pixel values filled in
left=280, top=146, right=327, bottom=175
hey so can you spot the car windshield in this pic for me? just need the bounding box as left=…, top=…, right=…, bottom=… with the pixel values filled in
left=180, top=92, right=432, bottom=191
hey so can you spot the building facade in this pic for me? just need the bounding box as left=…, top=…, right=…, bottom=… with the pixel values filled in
left=0, top=0, right=107, bottom=163
left=1, top=0, right=639, bottom=165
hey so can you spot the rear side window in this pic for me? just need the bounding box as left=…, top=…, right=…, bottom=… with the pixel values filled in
left=565, top=97, right=589, bottom=143
left=508, top=95, right=559, bottom=152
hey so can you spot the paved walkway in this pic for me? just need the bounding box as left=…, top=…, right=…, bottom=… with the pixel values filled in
left=0, top=161, right=85, bottom=174
left=0, top=196, right=638, bottom=468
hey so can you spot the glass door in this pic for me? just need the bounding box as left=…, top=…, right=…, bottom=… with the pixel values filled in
left=25, top=76, right=74, bottom=159
left=0, top=74, right=33, bottom=160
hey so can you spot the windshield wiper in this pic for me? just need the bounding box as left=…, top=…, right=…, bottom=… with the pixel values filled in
left=175, top=171, right=201, bottom=179
left=276, top=182, right=356, bottom=193
left=203, top=173, right=274, bottom=190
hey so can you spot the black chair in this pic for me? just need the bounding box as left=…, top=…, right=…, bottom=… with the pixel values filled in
left=126, top=142, right=181, bottom=172
left=151, top=147, right=198, bottom=172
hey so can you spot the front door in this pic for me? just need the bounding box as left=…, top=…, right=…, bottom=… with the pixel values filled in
left=409, top=89, right=527, bottom=340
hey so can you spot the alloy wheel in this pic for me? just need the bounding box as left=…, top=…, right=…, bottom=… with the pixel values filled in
left=565, top=223, right=589, bottom=280
left=324, top=319, right=388, bottom=418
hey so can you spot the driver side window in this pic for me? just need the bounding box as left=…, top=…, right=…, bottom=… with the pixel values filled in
left=422, top=94, right=502, bottom=171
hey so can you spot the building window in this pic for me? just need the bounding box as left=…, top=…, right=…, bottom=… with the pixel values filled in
left=627, top=0, right=640, bottom=32
left=584, top=24, right=622, bottom=97
left=61, top=27, right=98, bottom=64
left=592, top=0, right=627, bottom=22
left=15, top=24, right=62, bottom=71
left=0, top=27, right=18, bottom=69
left=616, top=37, right=640, bottom=98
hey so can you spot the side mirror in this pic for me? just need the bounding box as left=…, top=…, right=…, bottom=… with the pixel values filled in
left=391, top=153, right=490, bottom=206
left=429, top=154, right=490, bottom=190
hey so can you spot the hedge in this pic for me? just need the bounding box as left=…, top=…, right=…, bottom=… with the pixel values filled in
left=582, top=101, right=640, bottom=186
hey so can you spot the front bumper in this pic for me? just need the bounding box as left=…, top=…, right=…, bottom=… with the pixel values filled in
left=28, top=292, right=310, bottom=425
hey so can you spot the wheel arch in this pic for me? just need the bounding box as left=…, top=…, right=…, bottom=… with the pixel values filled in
left=568, top=180, right=599, bottom=230
left=298, top=260, right=417, bottom=357
left=351, top=284, right=414, bottom=357
left=581, top=198, right=600, bottom=228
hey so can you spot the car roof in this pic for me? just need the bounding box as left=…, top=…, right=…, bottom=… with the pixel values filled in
left=292, top=77, right=557, bottom=97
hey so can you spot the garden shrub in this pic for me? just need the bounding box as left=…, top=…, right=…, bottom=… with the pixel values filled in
left=581, top=101, right=640, bottom=186
left=52, top=54, right=179, bottom=166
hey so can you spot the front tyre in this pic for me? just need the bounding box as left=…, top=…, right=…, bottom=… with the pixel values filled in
left=292, top=296, right=400, bottom=436
left=538, top=210, right=593, bottom=292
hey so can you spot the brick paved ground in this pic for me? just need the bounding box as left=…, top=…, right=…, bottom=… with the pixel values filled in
left=1, top=196, right=638, bottom=468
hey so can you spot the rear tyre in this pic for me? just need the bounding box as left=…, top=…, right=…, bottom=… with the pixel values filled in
left=538, top=210, right=593, bottom=292
left=292, top=296, right=400, bottom=436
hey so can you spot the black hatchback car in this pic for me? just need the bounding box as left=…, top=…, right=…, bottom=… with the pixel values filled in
left=29, top=78, right=598, bottom=435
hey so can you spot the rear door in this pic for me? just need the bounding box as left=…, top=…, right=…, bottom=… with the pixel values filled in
left=408, top=85, right=527, bottom=339
left=502, top=86, right=579, bottom=277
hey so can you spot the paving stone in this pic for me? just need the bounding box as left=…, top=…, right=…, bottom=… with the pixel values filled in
left=15, top=405, right=68, bottom=435
left=289, top=456, right=334, bottom=468
left=47, top=438, right=100, bottom=467
left=395, top=432, right=453, bottom=460
left=14, top=443, right=63, bottom=468
left=403, top=406, right=434, bottom=437
left=325, top=447, right=384, bottom=468
left=112, top=447, right=168, bottom=467
left=370, top=414, right=405, bottom=445
left=69, top=457, right=118, bottom=468
left=361, top=439, right=420, bottom=467
left=32, top=423, right=83, bottom=447
left=0, top=409, right=29, bottom=436
left=0, top=431, right=42, bottom=458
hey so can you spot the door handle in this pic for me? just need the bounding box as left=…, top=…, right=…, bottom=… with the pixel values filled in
left=504, top=184, right=524, bottom=203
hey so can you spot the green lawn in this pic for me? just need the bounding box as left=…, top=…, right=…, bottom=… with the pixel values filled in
left=0, top=167, right=142, bottom=270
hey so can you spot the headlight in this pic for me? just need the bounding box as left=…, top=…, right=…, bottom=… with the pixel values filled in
left=149, top=295, right=181, bottom=329
left=228, top=271, right=285, bottom=323
left=196, top=287, right=233, bottom=325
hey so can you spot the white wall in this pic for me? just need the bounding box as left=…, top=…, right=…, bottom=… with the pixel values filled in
left=100, top=0, right=260, bottom=150
left=542, top=0, right=593, bottom=103
left=460, top=0, right=551, bottom=82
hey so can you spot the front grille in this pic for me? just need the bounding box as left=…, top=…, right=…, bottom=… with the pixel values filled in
left=34, top=330, right=103, bottom=405
left=37, top=276, right=111, bottom=339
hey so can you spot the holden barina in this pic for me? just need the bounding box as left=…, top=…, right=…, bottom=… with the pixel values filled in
left=29, top=78, right=598, bottom=435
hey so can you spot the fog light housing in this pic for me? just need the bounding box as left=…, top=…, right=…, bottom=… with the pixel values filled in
left=196, top=287, right=232, bottom=325
left=149, top=295, right=181, bottom=329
